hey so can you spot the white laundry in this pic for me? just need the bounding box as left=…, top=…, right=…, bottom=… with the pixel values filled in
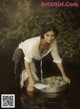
left=35, top=83, right=50, bottom=90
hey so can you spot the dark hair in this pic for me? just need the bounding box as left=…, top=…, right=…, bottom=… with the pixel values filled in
left=40, top=24, right=59, bottom=39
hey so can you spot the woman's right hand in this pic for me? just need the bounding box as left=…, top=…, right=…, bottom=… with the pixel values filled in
left=27, top=78, right=35, bottom=92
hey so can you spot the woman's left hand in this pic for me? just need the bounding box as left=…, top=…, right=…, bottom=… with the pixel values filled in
left=63, top=74, right=71, bottom=84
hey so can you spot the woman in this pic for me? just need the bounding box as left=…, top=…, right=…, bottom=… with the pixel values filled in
left=13, top=24, right=71, bottom=92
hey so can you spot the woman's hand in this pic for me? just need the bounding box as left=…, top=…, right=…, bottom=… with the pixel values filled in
left=56, top=63, right=71, bottom=84
left=27, top=78, right=36, bottom=92
left=24, top=61, right=37, bottom=92
left=63, top=74, right=71, bottom=84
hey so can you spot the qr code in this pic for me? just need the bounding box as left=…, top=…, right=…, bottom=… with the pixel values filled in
left=1, top=94, right=15, bottom=108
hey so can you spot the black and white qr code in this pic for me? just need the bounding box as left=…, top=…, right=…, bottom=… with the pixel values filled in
left=1, top=94, right=15, bottom=108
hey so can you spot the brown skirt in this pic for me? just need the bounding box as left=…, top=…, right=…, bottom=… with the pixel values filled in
left=12, top=47, right=25, bottom=89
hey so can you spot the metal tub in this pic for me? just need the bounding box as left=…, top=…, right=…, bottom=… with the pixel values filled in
left=38, top=76, right=69, bottom=93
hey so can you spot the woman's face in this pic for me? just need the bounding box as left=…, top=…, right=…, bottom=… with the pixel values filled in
left=43, top=31, right=55, bottom=43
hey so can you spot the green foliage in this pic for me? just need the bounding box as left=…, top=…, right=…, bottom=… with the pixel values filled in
left=0, top=0, right=80, bottom=62
left=57, top=28, right=80, bottom=58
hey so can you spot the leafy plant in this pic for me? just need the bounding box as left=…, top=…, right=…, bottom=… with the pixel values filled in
left=0, top=0, right=80, bottom=64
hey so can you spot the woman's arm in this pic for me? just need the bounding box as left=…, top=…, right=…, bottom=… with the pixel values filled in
left=24, top=61, right=35, bottom=91
left=51, top=40, right=71, bottom=84
left=56, top=63, right=71, bottom=84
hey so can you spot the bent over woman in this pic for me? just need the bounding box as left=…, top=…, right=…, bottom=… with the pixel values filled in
left=12, top=24, right=71, bottom=92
